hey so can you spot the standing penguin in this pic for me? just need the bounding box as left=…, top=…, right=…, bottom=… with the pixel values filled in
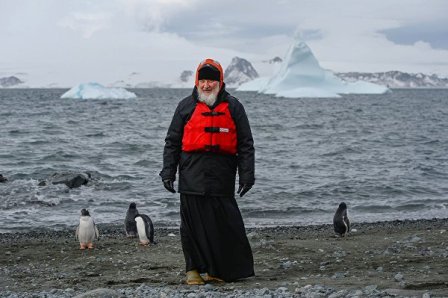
left=135, top=214, right=155, bottom=245
left=75, top=209, right=99, bottom=249
left=333, top=202, right=350, bottom=237
left=124, top=202, right=139, bottom=237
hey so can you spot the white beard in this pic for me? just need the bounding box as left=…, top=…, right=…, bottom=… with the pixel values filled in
left=198, top=84, right=220, bottom=107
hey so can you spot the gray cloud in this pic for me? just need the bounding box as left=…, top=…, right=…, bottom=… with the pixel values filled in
left=382, top=21, right=448, bottom=50
left=1, top=0, right=448, bottom=86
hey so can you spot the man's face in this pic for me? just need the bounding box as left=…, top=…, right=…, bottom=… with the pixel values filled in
left=197, top=79, right=220, bottom=106
left=198, top=79, right=219, bottom=95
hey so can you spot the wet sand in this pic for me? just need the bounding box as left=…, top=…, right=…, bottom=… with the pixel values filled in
left=1, top=218, right=448, bottom=297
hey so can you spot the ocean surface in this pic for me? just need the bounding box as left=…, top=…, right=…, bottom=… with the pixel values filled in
left=1, top=88, right=447, bottom=233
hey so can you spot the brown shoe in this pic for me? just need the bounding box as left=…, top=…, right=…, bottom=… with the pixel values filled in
left=186, top=270, right=205, bottom=285
left=204, top=273, right=225, bottom=283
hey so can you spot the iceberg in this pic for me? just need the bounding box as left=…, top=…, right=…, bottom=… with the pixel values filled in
left=61, top=82, right=137, bottom=99
left=237, top=37, right=389, bottom=98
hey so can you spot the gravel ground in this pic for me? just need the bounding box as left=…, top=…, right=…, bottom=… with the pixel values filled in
left=1, top=218, right=447, bottom=297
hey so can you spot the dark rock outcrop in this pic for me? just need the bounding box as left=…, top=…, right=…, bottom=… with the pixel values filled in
left=0, top=174, right=8, bottom=183
left=39, top=172, right=91, bottom=188
left=267, top=56, right=283, bottom=64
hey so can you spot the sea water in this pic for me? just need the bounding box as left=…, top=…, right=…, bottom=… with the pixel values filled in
left=0, top=88, right=447, bottom=232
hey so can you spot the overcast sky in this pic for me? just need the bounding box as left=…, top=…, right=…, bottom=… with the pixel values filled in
left=1, top=0, right=448, bottom=86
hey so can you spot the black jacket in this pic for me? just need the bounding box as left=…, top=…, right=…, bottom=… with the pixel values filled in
left=160, top=85, right=255, bottom=196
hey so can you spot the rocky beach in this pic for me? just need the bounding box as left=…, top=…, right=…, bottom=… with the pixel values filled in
left=1, top=218, right=447, bottom=297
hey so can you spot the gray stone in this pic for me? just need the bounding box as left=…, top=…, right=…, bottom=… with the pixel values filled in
left=394, top=273, right=404, bottom=282
left=328, top=290, right=348, bottom=298
left=363, top=285, right=377, bottom=294
left=277, top=287, right=288, bottom=292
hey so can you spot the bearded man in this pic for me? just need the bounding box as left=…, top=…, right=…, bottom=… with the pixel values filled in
left=160, top=58, right=255, bottom=284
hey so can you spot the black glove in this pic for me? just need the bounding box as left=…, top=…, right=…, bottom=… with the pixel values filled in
left=163, top=179, right=176, bottom=193
left=237, top=184, right=252, bottom=197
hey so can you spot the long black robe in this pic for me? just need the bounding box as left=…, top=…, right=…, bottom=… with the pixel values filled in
left=180, top=194, right=254, bottom=281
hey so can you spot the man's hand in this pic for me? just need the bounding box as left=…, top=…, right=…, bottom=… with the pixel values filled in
left=163, top=179, right=176, bottom=193
left=237, top=184, right=252, bottom=197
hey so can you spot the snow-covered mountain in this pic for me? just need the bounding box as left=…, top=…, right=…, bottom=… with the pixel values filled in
left=336, top=71, right=448, bottom=88
left=237, top=36, right=388, bottom=98
left=224, top=57, right=259, bottom=87
left=180, top=70, right=193, bottom=83
left=0, top=76, right=24, bottom=87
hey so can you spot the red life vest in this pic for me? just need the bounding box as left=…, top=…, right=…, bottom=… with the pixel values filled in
left=182, top=102, right=237, bottom=154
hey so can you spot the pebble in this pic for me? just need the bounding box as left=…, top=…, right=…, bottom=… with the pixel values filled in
left=73, top=288, right=120, bottom=298
left=394, top=272, right=404, bottom=282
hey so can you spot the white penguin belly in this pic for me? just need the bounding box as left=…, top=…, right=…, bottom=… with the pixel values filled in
left=78, top=218, right=95, bottom=243
left=136, top=218, right=149, bottom=242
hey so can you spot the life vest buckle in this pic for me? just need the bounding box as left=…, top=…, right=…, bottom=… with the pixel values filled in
left=205, top=127, right=220, bottom=133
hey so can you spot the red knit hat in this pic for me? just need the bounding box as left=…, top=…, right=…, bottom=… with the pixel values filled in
left=195, top=58, right=224, bottom=88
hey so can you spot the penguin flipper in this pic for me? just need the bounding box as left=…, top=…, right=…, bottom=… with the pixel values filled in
left=148, top=219, right=155, bottom=244
left=94, top=224, right=100, bottom=240
left=75, top=226, right=79, bottom=240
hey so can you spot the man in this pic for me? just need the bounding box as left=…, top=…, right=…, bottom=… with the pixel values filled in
left=160, top=58, right=255, bottom=285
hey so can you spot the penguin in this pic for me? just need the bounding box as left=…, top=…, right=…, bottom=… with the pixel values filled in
left=124, top=202, right=139, bottom=238
left=135, top=214, right=155, bottom=245
left=333, top=202, right=350, bottom=237
left=75, top=209, right=99, bottom=249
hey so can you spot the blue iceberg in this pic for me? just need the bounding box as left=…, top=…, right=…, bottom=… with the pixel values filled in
left=61, top=82, right=137, bottom=99
left=238, top=36, right=389, bottom=98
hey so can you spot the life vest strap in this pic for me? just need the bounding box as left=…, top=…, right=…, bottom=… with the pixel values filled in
left=202, top=111, right=225, bottom=116
left=204, top=145, right=220, bottom=152
left=204, top=127, right=219, bottom=133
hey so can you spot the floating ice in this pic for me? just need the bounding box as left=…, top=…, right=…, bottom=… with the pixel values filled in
left=237, top=37, right=389, bottom=98
left=61, top=82, right=137, bottom=99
